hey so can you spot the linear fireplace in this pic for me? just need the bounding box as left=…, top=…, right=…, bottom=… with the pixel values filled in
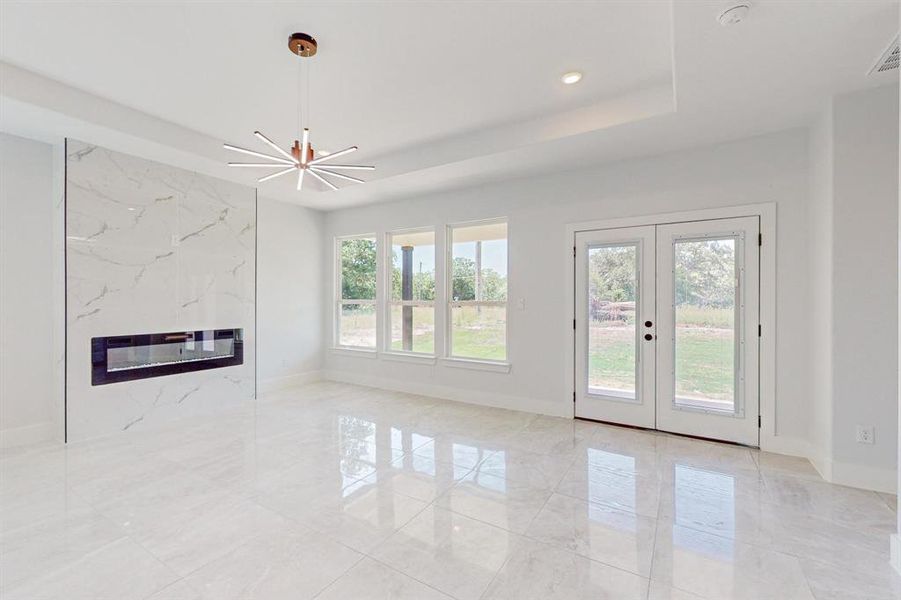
left=91, top=329, right=243, bottom=385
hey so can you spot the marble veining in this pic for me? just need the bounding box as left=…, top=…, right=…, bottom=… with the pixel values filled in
left=2, top=382, right=899, bottom=599
left=65, top=140, right=256, bottom=441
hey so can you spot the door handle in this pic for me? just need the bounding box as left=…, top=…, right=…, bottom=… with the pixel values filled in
left=644, top=321, right=653, bottom=328
left=644, top=333, right=654, bottom=341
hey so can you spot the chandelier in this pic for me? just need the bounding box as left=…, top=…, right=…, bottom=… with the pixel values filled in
left=224, top=33, right=373, bottom=192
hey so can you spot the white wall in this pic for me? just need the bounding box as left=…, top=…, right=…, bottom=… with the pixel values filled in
left=895, top=4, right=901, bottom=565
left=808, top=100, right=835, bottom=478
left=830, top=85, right=899, bottom=487
left=807, top=85, right=900, bottom=493
left=257, top=197, right=324, bottom=393
left=323, top=129, right=812, bottom=446
left=0, top=132, right=60, bottom=446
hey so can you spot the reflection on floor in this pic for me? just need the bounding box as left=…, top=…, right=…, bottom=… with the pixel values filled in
left=2, top=382, right=899, bottom=599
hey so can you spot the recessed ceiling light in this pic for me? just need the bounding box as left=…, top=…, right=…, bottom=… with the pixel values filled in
left=561, top=71, right=582, bottom=85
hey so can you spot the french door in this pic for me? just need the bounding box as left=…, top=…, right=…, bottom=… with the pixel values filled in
left=574, top=217, right=760, bottom=446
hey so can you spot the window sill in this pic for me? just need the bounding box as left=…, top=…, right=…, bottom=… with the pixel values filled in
left=329, top=347, right=378, bottom=359
left=381, top=352, right=437, bottom=365
left=439, top=357, right=512, bottom=373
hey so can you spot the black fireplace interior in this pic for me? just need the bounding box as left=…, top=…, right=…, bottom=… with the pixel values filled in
left=91, top=328, right=243, bottom=385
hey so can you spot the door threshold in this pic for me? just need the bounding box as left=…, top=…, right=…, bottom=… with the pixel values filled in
left=575, top=416, right=759, bottom=449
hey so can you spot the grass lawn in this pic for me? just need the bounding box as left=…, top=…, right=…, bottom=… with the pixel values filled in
left=345, top=305, right=507, bottom=360
left=343, top=304, right=734, bottom=395
left=589, top=321, right=735, bottom=401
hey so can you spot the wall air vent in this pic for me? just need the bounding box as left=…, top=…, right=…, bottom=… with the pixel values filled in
left=870, top=34, right=900, bottom=75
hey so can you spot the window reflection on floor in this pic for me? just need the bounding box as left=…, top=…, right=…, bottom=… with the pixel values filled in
left=391, top=426, right=403, bottom=452
left=468, top=450, right=507, bottom=493
left=333, top=415, right=505, bottom=505
left=672, top=464, right=735, bottom=558
left=588, top=447, right=637, bottom=475
left=586, top=448, right=637, bottom=528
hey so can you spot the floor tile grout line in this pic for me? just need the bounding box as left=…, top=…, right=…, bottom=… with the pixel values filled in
left=347, top=554, right=460, bottom=600
left=4, top=532, right=177, bottom=598
left=642, top=487, right=663, bottom=599
left=140, top=577, right=190, bottom=600
left=472, top=476, right=563, bottom=600
left=401, top=491, right=658, bottom=586
left=158, top=498, right=370, bottom=593
left=308, top=551, right=369, bottom=600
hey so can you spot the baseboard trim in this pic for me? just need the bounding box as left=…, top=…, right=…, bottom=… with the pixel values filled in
left=257, top=371, right=322, bottom=396
left=759, top=434, right=811, bottom=458
left=0, top=421, right=57, bottom=449
left=830, top=458, right=897, bottom=494
left=808, top=452, right=833, bottom=482
left=322, top=369, right=570, bottom=419
left=803, top=449, right=896, bottom=493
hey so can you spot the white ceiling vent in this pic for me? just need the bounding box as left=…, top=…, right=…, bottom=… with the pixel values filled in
left=870, top=34, right=900, bottom=75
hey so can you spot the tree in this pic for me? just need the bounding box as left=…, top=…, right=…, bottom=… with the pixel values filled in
left=452, top=257, right=475, bottom=300
left=587, top=240, right=736, bottom=309
left=481, top=269, right=506, bottom=301
left=451, top=257, right=506, bottom=301
left=674, top=240, right=735, bottom=308
left=413, top=272, right=436, bottom=301
left=589, top=246, right=636, bottom=303
left=341, top=239, right=376, bottom=301
left=390, top=250, right=436, bottom=301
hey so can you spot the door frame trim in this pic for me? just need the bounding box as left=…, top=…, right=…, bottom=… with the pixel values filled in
left=564, top=202, right=776, bottom=447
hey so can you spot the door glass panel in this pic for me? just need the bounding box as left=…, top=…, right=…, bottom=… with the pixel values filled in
left=673, top=237, right=737, bottom=412
left=587, top=243, right=638, bottom=400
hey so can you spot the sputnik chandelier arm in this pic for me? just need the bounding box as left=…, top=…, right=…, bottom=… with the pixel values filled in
left=310, top=167, right=365, bottom=184
left=254, top=131, right=296, bottom=163
left=306, top=168, right=338, bottom=191
left=223, top=32, right=374, bottom=193
left=223, top=144, right=293, bottom=164
left=308, top=145, right=356, bottom=165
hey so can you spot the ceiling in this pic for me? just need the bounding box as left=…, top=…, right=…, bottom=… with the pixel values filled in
left=0, top=1, right=898, bottom=210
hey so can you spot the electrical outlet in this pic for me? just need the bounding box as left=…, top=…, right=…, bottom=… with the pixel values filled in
left=856, top=425, right=875, bottom=445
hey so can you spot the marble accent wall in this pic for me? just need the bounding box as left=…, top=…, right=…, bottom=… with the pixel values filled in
left=65, top=140, right=256, bottom=441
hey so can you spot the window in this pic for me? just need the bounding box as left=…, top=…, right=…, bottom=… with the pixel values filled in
left=387, top=229, right=435, bottom=354
left=448, top=220, right=508, bottom=361
left=337, top=235, right=377, bottom=348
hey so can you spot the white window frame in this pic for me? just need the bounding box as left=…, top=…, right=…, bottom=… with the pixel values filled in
left=384, top=227, right=437, bottom=357
left=445, top=218, right=509, bottom=364
left=334, top=233, right=378, bottom=350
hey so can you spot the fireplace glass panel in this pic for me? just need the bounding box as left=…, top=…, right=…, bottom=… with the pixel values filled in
left=92, top=329, right=243, bottom=385
left=107, top=335, right=235, bottom=372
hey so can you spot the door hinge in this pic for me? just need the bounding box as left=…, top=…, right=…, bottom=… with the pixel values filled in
left=758, top=233, right=762, bottom=246
left=758, top=415, right=762, bottom=428
left=758, top=324, right=762, bottom=337
left=573, top=246, right=576, bottom=257
left=573, top=318, right=576, bottom=330
left=573, top=391, right=576, bottom=403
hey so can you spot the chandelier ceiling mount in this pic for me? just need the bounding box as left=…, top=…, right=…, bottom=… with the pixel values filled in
left=224, top=32, right=373, bottom=192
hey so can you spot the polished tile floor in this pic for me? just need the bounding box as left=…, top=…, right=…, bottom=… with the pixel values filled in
left=2, top=382, right=900, bottom=599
